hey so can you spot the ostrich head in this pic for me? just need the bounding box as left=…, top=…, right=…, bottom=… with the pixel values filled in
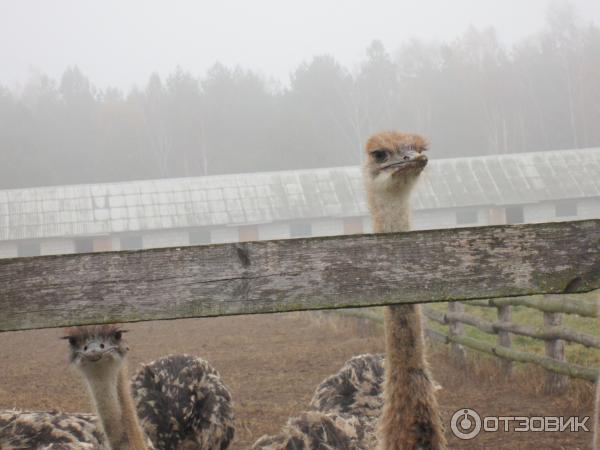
left=363, top=131, right=428, bottom=194
left=63, top=325, right=129, bottom=377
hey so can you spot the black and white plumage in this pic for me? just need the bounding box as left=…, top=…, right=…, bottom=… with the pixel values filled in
left=309, top=354, right=384, bottom=418
left=251, top=354, right=384, bottom=450
left=0, top=410, right=105, bottom=450
left=251, top=411, right=377, bottom=450
left=1, top=348, right=234, bottom=449
left=310, top=352, right=442, bottom=448
left=131, top=354, right=235, bottom=450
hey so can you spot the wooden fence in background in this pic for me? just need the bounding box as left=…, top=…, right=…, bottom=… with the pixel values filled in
left=333, top=290, right=600, bottom=392
left=423, top=292, right=600, bottom=392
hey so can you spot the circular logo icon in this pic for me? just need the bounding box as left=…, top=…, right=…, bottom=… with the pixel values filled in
left=450, top=408, right=482, bottom=440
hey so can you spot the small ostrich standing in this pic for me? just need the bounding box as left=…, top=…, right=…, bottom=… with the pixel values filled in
left=362, top=131, right=446, bottom=450
left=1, top=326, right=234, bottom=450
left=64, top=325, right=152, bottom=450
left=64, top=325, right=235, bottom=450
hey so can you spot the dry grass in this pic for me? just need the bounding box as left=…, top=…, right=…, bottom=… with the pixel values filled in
left=454, top=349, right=595, bottom=412
left=0, top=311, right=596, bottom=450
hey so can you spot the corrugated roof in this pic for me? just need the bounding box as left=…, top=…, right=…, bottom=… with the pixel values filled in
left=0, top=148, right=598, bottom=241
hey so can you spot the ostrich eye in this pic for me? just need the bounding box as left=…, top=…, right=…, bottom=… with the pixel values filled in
left=371, top=149, right=389, bottom=163
left=114, top=331, right=122, bottom=340
left=68, top=337, right=76, bottom=346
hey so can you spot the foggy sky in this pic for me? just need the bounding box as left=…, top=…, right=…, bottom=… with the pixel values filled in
left=2, top=0, right=599, bottom=90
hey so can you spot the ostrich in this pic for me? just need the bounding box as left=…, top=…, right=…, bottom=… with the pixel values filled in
left=64, top=325, right=235, bottom=450
left=0, top=327, right=234, bottom=450
left=312, top=132, right=445, bottom=448
left=253, top=131, right=445, bottom=450
left=361, top=130, right=445, bottom=450
left=64, top=325, right=153, bottom=450
left=131, top=353, right=235, bottom=450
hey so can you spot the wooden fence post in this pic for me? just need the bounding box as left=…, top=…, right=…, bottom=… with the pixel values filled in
left=448, top=302, right=467, bottom=364
left=497, top=304, right=513, bottom=376
left=543, top=309, right=569, bottom=394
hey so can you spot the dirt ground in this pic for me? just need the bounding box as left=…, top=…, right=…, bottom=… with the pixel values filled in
left=0, top=312, right=594, bottom=450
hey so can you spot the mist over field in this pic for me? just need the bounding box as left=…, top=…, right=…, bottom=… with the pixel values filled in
left=1, top=1, right=599, bottom=189
left=0, top=6, right=599, bottom=449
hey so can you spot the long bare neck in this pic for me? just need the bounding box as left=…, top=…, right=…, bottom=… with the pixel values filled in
left=370, top=188, right=446, bottom=450
left=85, top=363, right=149, bottom=450
left=366, top=184, right=412, bottom=234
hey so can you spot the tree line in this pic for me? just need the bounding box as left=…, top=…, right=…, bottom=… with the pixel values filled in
left=0, top=6, right=598, bottom=189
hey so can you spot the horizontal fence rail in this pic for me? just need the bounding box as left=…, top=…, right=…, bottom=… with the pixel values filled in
left=0, top=219, right=599, bottom=332
left=468, top=295, right=598, bottom=317
left=433, top=329, right=598, bottom=381
left=423, top=297, right=600, bottom=347
left=421, top=290, right=600, bottom=388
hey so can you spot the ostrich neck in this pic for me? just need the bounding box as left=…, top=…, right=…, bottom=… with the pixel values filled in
left=367, top=187, right=412, bottom=234
left=86, top=364, right=148, bottom=450
left=371, top=191, right=446, bottom=450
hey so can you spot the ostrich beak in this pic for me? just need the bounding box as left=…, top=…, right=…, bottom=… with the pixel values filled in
left=86, top=352, right=102, bottom=362
left=81, top=341, right=104, bottom=362
left=382, top=151, right=428, bottom=173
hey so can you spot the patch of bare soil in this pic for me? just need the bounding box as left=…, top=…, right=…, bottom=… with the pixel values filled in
left=0, top=313, right=593, bottom=449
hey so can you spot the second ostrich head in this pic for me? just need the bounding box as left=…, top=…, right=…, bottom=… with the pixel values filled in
left=64, top=325, right=128, bottom=376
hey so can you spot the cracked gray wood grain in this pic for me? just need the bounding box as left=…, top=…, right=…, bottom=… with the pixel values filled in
left=0, top=219, right=598, bottom=331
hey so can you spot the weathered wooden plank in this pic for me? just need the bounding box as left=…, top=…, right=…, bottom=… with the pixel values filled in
left=0, top=219, right=599, bottom=332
